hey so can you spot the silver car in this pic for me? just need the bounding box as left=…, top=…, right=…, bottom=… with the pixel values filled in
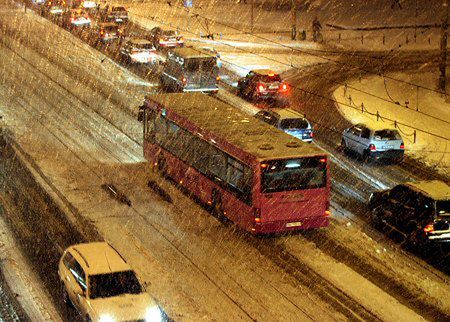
left=254, top=108, right=313, bottom=142
left=341, top=123, right=404, bottom=162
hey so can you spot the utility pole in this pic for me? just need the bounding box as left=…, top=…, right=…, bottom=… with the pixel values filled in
left=250, top=0, right=254, bottom=34
left=439, top=0, right=448, bottom=92
left=291, top=0, right=297, bottom=40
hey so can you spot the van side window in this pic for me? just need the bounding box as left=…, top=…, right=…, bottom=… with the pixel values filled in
left=64, top=253, right=87, bottom=291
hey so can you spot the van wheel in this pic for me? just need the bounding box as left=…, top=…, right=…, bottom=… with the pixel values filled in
left=211, top=190, right=227, bottom=222
left=340, top=138, right=347, bottom=153
left=362, top=150, right=372, bottom=164
left=157, top=155, right=168, bottom=177
left=62, top=286, right=73, bottom=308
left=371, top=209, right=383, bottom=230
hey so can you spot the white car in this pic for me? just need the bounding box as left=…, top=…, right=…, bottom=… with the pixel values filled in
left=58, top=242, right=165, bottom=322
left=120, top=38, right=161, bottom=64
left=341, top=123, right=404, bottom=163
left=65, top=8, right=91, bottom=28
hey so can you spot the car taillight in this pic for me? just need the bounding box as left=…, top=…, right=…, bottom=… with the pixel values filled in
left=100, top=30, right=104, bottom=35
left=257, top=84, right=265, bottom=92
left=369, top=144, right=376, bottom=151
left=423, top=224, right=434, bottom=233
left=310, top=131, right=314, bottom=138
left=279, top=83, right=288, bottom=92
left=216, top=76, right=220, bottom=81
left=181, top=76, right=187, bottom=85
left=254, top=208, right=261, bottom=223
left=131, top=50, right=139, bottom=54
left=400, top=142, right=404, bottom=149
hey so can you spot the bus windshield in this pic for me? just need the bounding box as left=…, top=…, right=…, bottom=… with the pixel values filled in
left=261, top=157, right=326, bottom=193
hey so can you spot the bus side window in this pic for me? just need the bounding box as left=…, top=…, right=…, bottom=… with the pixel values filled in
left=154, top=115, right=167, bottom=145
left=145, top=110, right=157, bottom=142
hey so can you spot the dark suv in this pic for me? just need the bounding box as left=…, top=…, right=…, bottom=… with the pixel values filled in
left=368, top=180, right=450, bottom=250
left=237, top=69, right=288, bottom=103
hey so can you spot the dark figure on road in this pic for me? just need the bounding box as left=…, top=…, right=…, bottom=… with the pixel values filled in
left=391, top=0, right=402, bottom=9
left=312, top=17, right=322, bottom=42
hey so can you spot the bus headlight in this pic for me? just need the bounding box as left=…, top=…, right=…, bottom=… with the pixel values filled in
left=146, top=306, right=162, bottom=321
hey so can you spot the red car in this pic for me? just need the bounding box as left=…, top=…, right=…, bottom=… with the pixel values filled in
left=237, top=69, right=289, bottom=102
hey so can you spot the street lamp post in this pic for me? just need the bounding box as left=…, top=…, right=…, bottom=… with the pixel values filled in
left=439, top=0, right=448, bottom=92
left=291, top=0, right=297, bottom=40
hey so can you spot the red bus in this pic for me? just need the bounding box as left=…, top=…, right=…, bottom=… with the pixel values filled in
left=141, top=93, right=331, bottom=233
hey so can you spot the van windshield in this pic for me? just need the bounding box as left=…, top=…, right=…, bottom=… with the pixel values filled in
left=185, top=58, right=216, bottom=72
left=280, top=118, right=309, bottom=130
left=89, top=270, right=142, bottom=299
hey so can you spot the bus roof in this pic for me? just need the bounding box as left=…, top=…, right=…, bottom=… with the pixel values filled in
left=171, top=47, right=215, bottom=59
left=145, top=93, right=325, bottom=161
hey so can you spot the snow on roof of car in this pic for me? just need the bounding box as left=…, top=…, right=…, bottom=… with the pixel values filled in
left=171, top=47, right=213, bottom=59
left=251, top=69, right=278, bottom=76
left=406, top=180, right=450, bottom=201
left=129, top=38, right=152, bottom=45
left=98, top=22, right=117, bottom=27
left=270, top=108, right=307, bottom=120
left=70, top=242, right=131, bottom=275
left=355, top=122, right=398, bottom=131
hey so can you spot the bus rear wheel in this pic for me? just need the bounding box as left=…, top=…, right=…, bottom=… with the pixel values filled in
left=211, top=190, right=227, bottom=222
left=157, top=155, right=168, bottom=177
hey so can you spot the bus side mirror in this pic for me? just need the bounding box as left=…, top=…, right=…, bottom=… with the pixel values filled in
left=137, top=106, right=145, bottom=122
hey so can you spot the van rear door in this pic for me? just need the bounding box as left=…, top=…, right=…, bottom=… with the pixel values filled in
left=184, top=57, right=218, bottom=92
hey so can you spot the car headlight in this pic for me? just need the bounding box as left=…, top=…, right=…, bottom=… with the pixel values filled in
left=99, top=315, right=115, bottom=322
left=145, top=306, right=162, bottom=322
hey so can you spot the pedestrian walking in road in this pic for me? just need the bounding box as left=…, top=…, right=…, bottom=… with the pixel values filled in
left=391, top=0, right=402, bottom=9
left=312, top=17, right=322, bottom=42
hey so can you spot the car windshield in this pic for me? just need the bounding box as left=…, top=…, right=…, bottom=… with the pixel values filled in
left=185, top=57, right=216, bottom=72
left=89, top=270, right=142, bottom=299
left=373, top=129, right=401, bottom=140
left=280, top=118, right=309, bottom=130
left=162, top=30, right=177, bottom=37
left=134, top=42, right=153, bottom=50
left=259, top=74, right=282, bottom=83
left=104, top=26, right=117, bottom=32
left=261, top=157, right=327, bottom=193
left=436, top=200, right=450, bottom=216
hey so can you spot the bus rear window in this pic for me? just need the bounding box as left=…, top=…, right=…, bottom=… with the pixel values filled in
left=261, top=157, right=326, bottom=193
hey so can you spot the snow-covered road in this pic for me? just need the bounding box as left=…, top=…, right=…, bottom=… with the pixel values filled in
left=0, top=1, right=449, bottom=321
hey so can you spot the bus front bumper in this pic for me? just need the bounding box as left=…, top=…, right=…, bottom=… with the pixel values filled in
left=251, top=216, right=329, bottom=234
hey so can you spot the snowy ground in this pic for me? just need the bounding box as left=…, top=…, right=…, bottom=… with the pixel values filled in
left=0, top=201, right=60, bottom=320
left=0, top=2, right=449, bottom=321
left=333, top=72, right=450, bottom=176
